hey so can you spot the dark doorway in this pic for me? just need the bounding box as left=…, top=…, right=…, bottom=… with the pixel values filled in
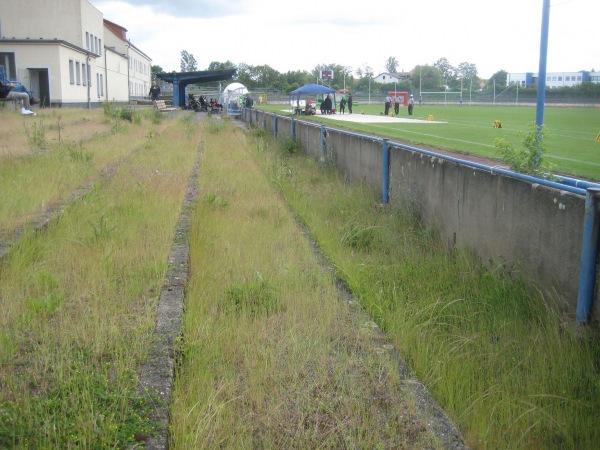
left=32, top=69, right=50, bottom=106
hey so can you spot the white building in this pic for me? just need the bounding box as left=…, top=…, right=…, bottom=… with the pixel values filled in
left=507, top=71, right=597, bottom=88
left=373, top=72, right=411, bottom=84
left=0, top=0, right=151, bottom=107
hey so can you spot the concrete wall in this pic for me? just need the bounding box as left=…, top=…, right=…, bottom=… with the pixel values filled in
left=241, top=109, right=598, bottom=320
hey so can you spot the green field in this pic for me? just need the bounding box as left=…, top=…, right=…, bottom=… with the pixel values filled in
left=262, top=104, right=600, bottom=181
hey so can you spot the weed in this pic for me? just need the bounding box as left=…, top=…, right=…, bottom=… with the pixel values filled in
left=224, top=278, right=283, bottom=318
left=89, top=215, right=115, bottom=243
left=206, top=122, right=223, bottom=134
left=280, top=136, right=301, bottom=155
left=24, top=120, right=48, bottom=150
left=204, top=192, right=229, bottom=207
left=65, top=142, right=93, bottom=162
left=495, top=122, right=555, bottom=177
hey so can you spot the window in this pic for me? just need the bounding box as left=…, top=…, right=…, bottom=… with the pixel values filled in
left=86, top=32, right=89, bottom=50
left=577, top=76, right=582, bottom=81
left=98, top=39, right=102, bottom=56
left=82, top=63, right=86, bottom=86
left=100, top=74, right=103, bottom=96
left=69, top=60, right=75, bottom=84
left=90, top=34, right=94, bottom=52
left=95, top=37, right=98, bottom=55
left=76, top=61, right=81, bottom=85
left=558, top=76, right=562, bottom=81
left=565, top=76, right=570, bottom=81
left=546, top=76, right=551, bottom=81
left=97, top=73, right=100, bottom=97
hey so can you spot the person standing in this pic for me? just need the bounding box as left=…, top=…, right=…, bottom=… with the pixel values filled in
left=384, top=94, right=392, bottom=115
left=408, top=94, right=415, bottom=115
left=149, top=80, right=161, bottom=102
left=339, top=97, right=346, bottom=114
left=394, top=95, right=400, bottom=115
left=347, top=93, right=353, bottom=114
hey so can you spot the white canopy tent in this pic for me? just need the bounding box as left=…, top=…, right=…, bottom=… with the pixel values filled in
left=221, top=82, right=248, bottom=109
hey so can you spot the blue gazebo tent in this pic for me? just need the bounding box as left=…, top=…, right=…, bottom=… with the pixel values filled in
left=289, top=83, right=336, bottom=113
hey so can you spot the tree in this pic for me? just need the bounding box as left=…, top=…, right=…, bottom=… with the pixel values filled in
left=206, top=60, right=236, bottom=71
left=457, top=62, right=479, bottom=95
left=433, top=57, right=456, bottom=87
left=180, top=50, right=197, bottom=72
left=151, top=65, right=163, bottom=80
left=353, top=64, right=374, bottom=91
left=411, top=65, right=443, bottom=91
left=385, top=56, right=398, bottom=73
left=489, top=70, right=508, bottom=87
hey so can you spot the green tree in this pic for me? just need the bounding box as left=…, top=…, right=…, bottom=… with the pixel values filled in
left=411, top=65, right=443, bottom=91
left=457, top=62, right=479, bottom=95
left=151, top=65, right=163, bottom=80
left=385, top=56, right=398, bottom=73
left=206, top=60, right=236, bottom=71
left=180, top=50, right=197, bottom=72
left=489, top=70, right=508, bottom=87
left=433, top=57, right=456, bottom=88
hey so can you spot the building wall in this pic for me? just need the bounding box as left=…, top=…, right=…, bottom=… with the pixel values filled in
left=508, top=71, right=593, bottom=88
left=0, top=0, right=150, bottom=106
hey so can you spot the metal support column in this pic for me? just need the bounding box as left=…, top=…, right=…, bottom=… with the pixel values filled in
left=576, top=188, right=600, bottom=323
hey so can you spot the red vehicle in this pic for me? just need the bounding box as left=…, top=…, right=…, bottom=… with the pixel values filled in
left=388, top=91, right=409, bottom=106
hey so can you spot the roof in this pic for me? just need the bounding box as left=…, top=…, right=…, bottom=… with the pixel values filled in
left=289, top=83, right=336, bottom=96
left=156, top=69, right=236, bottom=86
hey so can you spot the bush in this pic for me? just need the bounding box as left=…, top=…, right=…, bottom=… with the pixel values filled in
left=495, top=122, right=554, bottom=177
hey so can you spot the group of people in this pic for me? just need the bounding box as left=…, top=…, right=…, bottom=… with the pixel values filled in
left=187, top=94, right=221, bottom=111
left=320, top=94, right=333, bottom=115
left=339, top=93, right=353, bottom=114
left=318, top=93, right=354, bottom=115
left=384, top=94, right=415, bottom=116
left=0, top=78, right=39, bottom=116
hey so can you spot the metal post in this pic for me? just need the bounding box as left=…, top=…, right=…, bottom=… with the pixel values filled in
left=320, top=125, right=326, bottom=162
left=576, top=188, right=600, bottom=323
left=291, top=116, right=296, bottom=140
left=535, top=0, right=551, bottom=168
left=382, top=139, right=390, bottom=204
left=274, top=114, right=278, bottom=138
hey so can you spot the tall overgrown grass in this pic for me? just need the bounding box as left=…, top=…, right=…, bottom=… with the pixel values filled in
left=251, top=125, right=600, bottom=449
left=169, top=120, right=440, bottom=449
left=0, top=108, right=199, bottom=448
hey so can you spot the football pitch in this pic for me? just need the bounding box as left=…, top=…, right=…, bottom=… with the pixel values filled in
left=267, top=104, right=600, bottom=181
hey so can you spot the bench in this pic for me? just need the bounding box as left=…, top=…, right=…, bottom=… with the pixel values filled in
left=154, top=100, right=177, bottom=112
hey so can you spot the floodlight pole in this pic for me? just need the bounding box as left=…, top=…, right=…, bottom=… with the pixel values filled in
left=534, top=0, right=550, bottom=168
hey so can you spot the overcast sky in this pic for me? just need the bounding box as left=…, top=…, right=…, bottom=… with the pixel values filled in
left=95, top=0, right=598, bottom=79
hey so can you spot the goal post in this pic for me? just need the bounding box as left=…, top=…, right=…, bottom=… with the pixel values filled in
left=419, top=91, right=463, bottom=105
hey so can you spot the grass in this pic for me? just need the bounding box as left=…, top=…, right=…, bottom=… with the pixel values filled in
left=1, top=106, right=597, bottom=449
left=169, top=120, right=438, bottom=449
left=246, top=123, right=599, bottom=449
left=260, top=103, right=600, bottom=181
left=0, top=105, right=197, bottom=448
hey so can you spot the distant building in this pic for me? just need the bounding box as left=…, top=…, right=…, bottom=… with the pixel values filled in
left=373, top=72, right=411, bottom=84
left=0, top=0, right=151, bottom=107
left=507, top=71, right=598, bottom=88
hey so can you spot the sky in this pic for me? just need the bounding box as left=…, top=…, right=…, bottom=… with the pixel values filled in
left=95, top=0, right=599, bottom=80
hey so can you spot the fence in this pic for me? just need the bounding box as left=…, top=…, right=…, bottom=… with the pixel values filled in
left=240, top=107, right=600, bottom=323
